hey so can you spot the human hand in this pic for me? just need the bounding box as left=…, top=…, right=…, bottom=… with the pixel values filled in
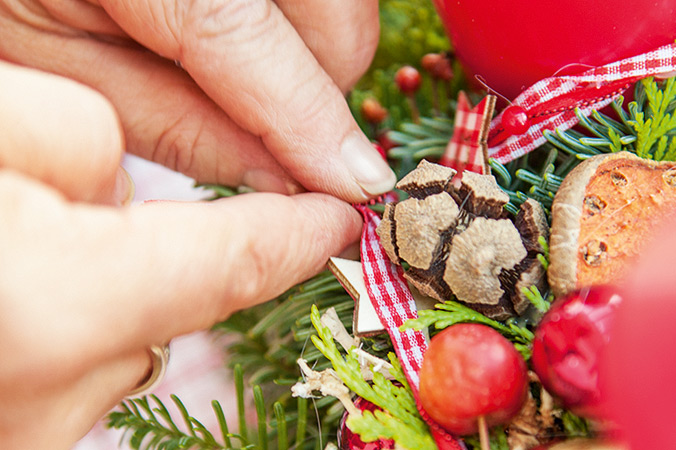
left=0, top=0, right=395, bottom=201
left=0, top=62, right=362, bottom=448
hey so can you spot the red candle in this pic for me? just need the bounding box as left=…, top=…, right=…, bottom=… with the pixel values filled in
left=432, top=0, right=676, bottom=99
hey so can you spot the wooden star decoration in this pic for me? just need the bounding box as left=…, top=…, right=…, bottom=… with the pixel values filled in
left=327, top=257, right=437, bottom=338
left=439, top=92, right=496, bottom=176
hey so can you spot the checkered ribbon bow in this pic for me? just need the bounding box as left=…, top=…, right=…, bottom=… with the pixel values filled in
left=439, top=92, right=495, bottom=175
left=487, top=42, right=676, bottom=163
left=355, top=205, right=464, bottom=450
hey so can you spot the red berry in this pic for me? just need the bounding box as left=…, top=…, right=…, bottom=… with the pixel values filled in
left=501, top=105, right=530, bottom=135
left=422, top=53, right=454, bottom=82
left=394, top=66, right=422, bottom=94
left=361, top=98, right=388, bottom=124
left=419, top=324, right=528, bottom=435
left=421, top=53, right=443, bottom=73
left=532, top=285, right=622, bottom=418
left=433, top=54, right=454, bottom=81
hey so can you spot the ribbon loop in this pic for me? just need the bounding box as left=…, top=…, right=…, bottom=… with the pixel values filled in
left=488, top=42, right=676, bottom=163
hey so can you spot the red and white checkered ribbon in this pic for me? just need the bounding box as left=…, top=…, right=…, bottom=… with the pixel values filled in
left=355, top=205, right=463, bottom=450
left=439, top=92, right=495, bottom=174
left=488, top=42, right=676, bottom=163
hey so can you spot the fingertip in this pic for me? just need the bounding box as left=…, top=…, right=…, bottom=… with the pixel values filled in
left=339, top=131, right=397, bottom=198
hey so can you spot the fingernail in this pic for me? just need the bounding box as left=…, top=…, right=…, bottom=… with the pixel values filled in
left=340, top=131, right=397, bottom=196
left=113, top=166, right=135, bottom=206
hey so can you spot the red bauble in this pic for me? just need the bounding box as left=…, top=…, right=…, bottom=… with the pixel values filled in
left=432, top=0, right=676, bottom=99
left=532, top=286, right=622, bottom=418
left=419, top=324, right=528, bottom=436
left=338, top=397, right=395, bottom=450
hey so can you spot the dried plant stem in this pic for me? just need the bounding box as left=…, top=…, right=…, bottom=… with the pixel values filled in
left=406, top=94, right=420, bottom=123
left=477, top=415, right=490, bottom=450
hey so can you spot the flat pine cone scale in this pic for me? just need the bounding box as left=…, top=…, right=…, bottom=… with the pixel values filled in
left=376, top=160, right=549, bottom=320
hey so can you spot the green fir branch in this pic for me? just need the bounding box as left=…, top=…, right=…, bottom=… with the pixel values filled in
left=309, top=305, right=436, bottom=450
left=537, top=235, right=550, bottom=271
left=106, top=365, right=306, bottom=450
left=520, top=285, right=553, bottom=314
left=544, top=77, right=676, bottom=162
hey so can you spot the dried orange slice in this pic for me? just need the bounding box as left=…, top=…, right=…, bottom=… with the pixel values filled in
left=548, top=151, right=676, bottom=297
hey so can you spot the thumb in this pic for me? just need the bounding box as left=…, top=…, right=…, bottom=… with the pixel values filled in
left=0, top=61, right=131, bottom=205
left=97, top=0, right=397, bottom=202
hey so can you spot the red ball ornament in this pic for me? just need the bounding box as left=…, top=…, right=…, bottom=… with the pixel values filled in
left=419, top=324, right=528, bottom=436
left=532, top=286, right=622, bottom=418
left=431, top=0, right=676, bottom=99
left=338, top=397, right=395, bottom=450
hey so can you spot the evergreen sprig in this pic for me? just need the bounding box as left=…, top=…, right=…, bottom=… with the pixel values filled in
left=309, top=305, right=437, bottom=450
left=402, top=301, right=534, bottom=360
left=107, top=364, right=307, bottom=450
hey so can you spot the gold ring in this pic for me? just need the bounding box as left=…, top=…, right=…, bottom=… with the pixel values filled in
left=127, top=344, right=170, bottom=397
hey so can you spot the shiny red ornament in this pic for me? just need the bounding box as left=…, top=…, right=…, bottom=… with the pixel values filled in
left=501, top=105, right=530, bottom=135
left=431, top=0, right=676, bottom=99
left=419, top=324, right=528, bottom=436
left=532, top=286, right=622, bottom=418
left=338, top=397, right=395, bottom=450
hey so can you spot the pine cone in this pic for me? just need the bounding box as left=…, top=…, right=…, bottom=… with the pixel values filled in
left=376, top=160, right=549, bottom=319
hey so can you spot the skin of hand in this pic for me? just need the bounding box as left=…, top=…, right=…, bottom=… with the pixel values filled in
left=0, top=0, right=389, bottom=448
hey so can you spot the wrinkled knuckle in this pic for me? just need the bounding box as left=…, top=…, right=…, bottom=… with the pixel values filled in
left=183, top=0, right=272, bottom=49
left=151, top=117, right=201, bottom=176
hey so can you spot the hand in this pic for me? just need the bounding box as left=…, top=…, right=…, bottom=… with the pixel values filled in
left=0, top=61, right=363, bottom=448
left=0, top=0, right=384, bottom=446
left=0, top=0, right=395, bottom=201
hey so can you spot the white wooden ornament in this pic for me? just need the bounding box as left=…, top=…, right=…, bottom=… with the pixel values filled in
left=327, top=257, right=437, bottom=338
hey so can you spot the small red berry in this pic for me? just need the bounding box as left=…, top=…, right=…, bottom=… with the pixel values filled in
left=422, top=53, right=443, bottom=73
left=361, top=98, right=388, bottom=124
left=421, top=53, right=454, bottom=82
left=501, top=105, right=530, bottom=135
left=394, top=66, right=422, bottom=94
left=532, top=285, right=622, bottom=418
left=419, top=324, right=528, bottom=436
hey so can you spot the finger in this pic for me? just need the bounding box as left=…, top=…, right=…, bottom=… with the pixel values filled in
left=97, top=0, right=397, bottom=202
left=275, top=0, right=380, bottom=93
left=0, top=349, right=149, bottom=449
left=39, top=0, right=127, bottom=37
left=0, top=171, right=361, bottom=372
left=0, top=60, right=131, bottom=205
left=0, top=16, right=301, bottom=194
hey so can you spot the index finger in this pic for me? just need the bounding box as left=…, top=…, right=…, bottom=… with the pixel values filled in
left=96, top=0, right=396, bottom=202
